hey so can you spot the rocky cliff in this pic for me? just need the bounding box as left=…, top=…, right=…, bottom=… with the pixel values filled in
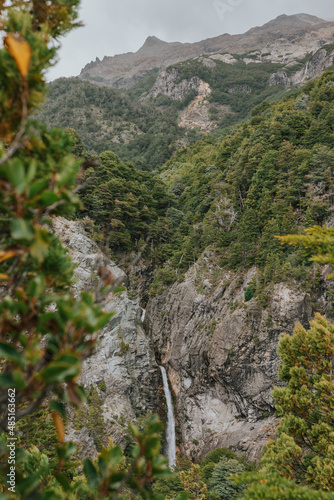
left=148, top=68, right=229, bottom=132
left=80, top=14, right=334, bottom=89
left=146, top=253, right=330, bottom=461
left=52, top=218, right=331, bottom=462
left=52, top=218, right=161, bottom=459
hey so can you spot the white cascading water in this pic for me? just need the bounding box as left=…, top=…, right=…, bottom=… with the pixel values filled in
left=160, top=366, right=176, bottom=468
left=141, top=308, right=146, bottom=322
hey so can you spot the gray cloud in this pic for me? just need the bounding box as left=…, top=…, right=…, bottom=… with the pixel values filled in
left=47, top=0, right=334, bottom=81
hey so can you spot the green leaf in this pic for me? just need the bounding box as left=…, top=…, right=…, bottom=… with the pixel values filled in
left=0, top=342, right=25, bottom=367
left=109, top=445, right=124, bottom=467
left=83, top=459, right=99, bottom=489
left=176, top=494, right=189, bottom=500
left=56, top=442, right=77, bottom=461
left=57, top=354, right=79, bottom=364
left=11, top=218, right=34, bottom=241
left=28, top=178, right=49, bottom=198
left=3, top=160, right=25, bottom=192
left=0, top=370, right=26, bottom=389
left=50, top=400, right=66, bottom=418
left=132, top=444, right=140, bottom=458
left=25, top=160, right=37, bottom=184
left=55, top=473, right=71, bottom=491
left=27, top=275, right=46, bottom=298
left=30, top=228, right=51, bottom=263
left=39, top=359, right=81, bottom=384
left=75, top=385, right=87, bottom=403
left=16, top=470, right=47, bottom=495
left=40, top=491, right=61, bottom=500
left=39, top=191, right=60, bottom=206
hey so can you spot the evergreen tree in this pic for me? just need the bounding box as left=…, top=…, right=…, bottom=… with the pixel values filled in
left=261, top=314, right=334, bottom=490
left=209, top=457, right=245, bottom=499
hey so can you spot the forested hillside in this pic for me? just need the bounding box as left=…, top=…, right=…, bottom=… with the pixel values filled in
left=75, top=71, right=334, bottom=305
left=4, top=2, right=334, bottom=498
left=37, top=58, right=293, bottom=170
left=166, top=57, right=288, bottom=127
left=36, top=77, right=202, bottom=170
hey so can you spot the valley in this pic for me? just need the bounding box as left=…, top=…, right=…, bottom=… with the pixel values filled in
left=2, top=6, right=334, bottom=497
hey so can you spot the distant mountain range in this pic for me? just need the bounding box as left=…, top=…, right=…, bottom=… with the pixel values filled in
left=80, top=14, right=334, bottom=89
left=38, top=14, right=334, bottom=170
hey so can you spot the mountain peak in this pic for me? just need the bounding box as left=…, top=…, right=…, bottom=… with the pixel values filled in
left=268, top=13, right=326, bottom=27
left=138, top=36, right=169, bottom=53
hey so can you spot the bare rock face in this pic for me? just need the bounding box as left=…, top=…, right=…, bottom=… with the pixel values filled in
left=149, top=69, right=229, bottom=132
left=269, top=48, right=334, bottom=87
left=80, top=15, right=334, bottom=90
left=52, top=217, right=329, bottom=463
left=146, top=259, right=315, bottom=461
left=52, top=217, right=126, bottom=295
left=53, top=217, right=160, bottom=458
left=149, top=68, right=203, bottom=100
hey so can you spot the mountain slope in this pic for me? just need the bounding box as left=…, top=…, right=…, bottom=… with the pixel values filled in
left=71, top=71, right=334, bottom=461
left=36, top=77, right=203, bottom=169
left=80, top=14, right=334, bottom=89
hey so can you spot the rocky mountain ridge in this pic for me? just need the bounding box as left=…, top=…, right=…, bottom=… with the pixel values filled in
left=80, top=14, right=334, bottom=89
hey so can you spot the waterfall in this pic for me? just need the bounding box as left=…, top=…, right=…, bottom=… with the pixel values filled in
left=160, top=366, right=176, bottom=467
left=141, top=308, right=146, bottom=322
left=303, top=62, right=309, bottom=81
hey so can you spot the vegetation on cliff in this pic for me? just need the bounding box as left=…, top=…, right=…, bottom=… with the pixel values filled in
left=35, top=77, right=202, bottom=170
left=70, top=70, right=334, bottom=305
left=0, top=1, right=173, bottom=498
left=2, top=1, right=334, bottom=499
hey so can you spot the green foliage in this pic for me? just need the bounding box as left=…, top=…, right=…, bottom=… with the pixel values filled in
left=1, top=415, right=174, bottom=499
left=152, top=474, right=186, bottom=499
left=171, top=58, right=289, bottom=127
left=180, top=464, right=207, bottom=500
left=201, top=448, right=242, bottom=468
left=279, top=225, right=334, bottom=278
left=244, top=286, right=254, bottom=302
left=36, top=77, right=198, bottom=171
left=16, top=408, right=59, bottom=470
left=118, top=341, right=130, bottom=356
left=149, top=71, right=334, bottom=294
left=87, top=387, right=108, bottom=451
left=79, top=150, right=172, bottom=254
left=238, top=473, right=334, bottom=499
left=208, top=457, right=245, bottom=499
left=0, top=2, right=179, bottom=498
left=259, top=314, right=334, bottom=491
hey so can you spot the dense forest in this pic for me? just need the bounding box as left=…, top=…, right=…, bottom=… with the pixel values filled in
left=75, top=71, right=334, bottom=307
left=2, top=1, right=334, bottom=497
left=35, top=77, right=203, bottom=170
left=36, top=55, right=297, bottom=171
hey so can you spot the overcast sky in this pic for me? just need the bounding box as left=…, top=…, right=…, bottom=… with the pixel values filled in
left=47, top=0, right=334, bottom=81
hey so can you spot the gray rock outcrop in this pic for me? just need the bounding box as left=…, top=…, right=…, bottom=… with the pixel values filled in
left=52, top=217, right=330, bottom=463
left=146, top=260, right=317, bottom=461
left=53, top=217, right=160, bottom=458
left=149, top=68, right=204, bottom=100
left=269, top=48, right=334, bottom=87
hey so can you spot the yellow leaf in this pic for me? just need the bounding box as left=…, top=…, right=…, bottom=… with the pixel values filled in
left=0, top=274, right=9, bottom=281
left=0, top=250, right=19, bottom=263
left=4, top=33, right=32, bottom=78
left=52, top=412, right=65, bottom=443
